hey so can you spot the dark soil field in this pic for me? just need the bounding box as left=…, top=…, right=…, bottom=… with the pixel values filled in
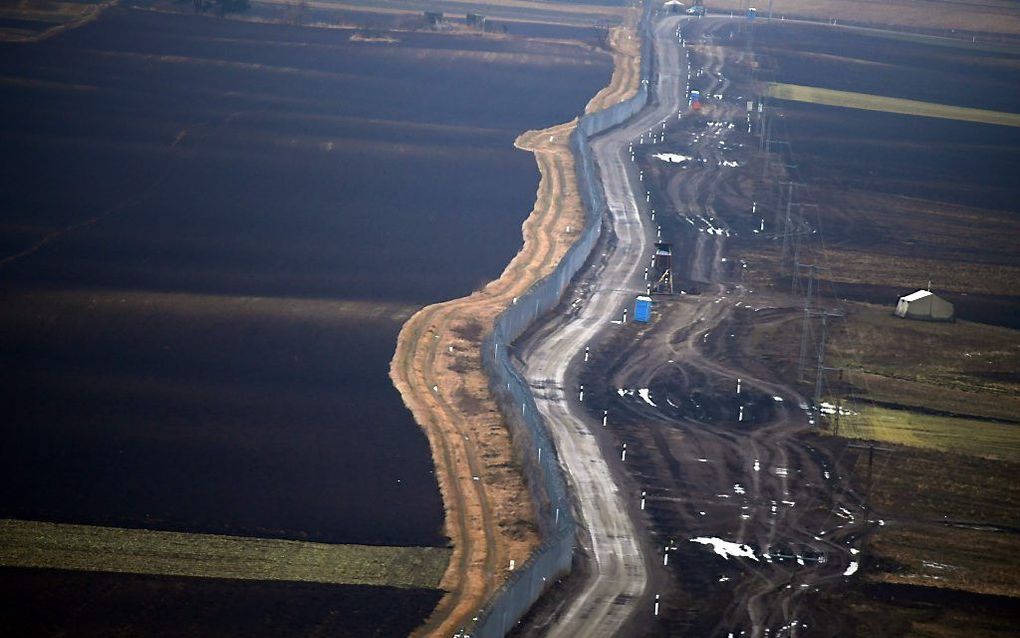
left=0, top=567, right=443, bottom=638
left=0, top=4, right=610, bottom=633
left=756, top=23, right=1020, bottom=112
left=0, top=5, right=609, bottom=544
left=741, top=20, right=1020, bottom=637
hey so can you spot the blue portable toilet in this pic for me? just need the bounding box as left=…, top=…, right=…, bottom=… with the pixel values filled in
left=634, top=296, right=652, bottom=323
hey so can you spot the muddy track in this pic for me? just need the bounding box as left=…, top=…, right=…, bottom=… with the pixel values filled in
left=515, top=14, right=695, bottom=638
left=574, top=18, right=866, bottom=637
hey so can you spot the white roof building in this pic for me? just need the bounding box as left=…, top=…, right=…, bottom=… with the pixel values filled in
left=894, top=289, right=954, bottom=322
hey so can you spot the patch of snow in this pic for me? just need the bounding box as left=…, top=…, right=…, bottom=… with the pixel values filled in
left=819, top=401, right=857, bottom=416
left=690, top=537, right=758, bottom=561
left=753, top=459, right=760, bottom=472
left=638, top=388, right=657, bottom=407
left=843, top=561, right=859, bottom=577
left=733, top=484, right=745, bottom=495
left=773, top=396, right=784, bottom=402
left=653, top=152, right=691, bottom=164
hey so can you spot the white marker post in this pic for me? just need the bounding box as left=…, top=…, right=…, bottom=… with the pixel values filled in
left=663, top=546, right=669, bottom=566
left=579, top=385, right=584, bottom=402
left=639, top=170, right=644, bottom=182
left=739, top=405, right=745, bottom=422
left=621, top=443, right=627, bottom=461
left=584, top=346, right=590, bottom=362
left=736, top=378, right=742, bottom=395
left=654, top=594, right=660, bottom=616
left=602, top=410, right=608, bottom=427
left=623, top=308, right=628, bottom=323
left=644, top=267, right=649, bottom=281
left=640, top=491, right=646, bottom=510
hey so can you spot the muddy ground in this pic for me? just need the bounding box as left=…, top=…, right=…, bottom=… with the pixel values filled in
left=543, top=17, right=1019, bottom=637
left=0, top=567, right=443, bottom=637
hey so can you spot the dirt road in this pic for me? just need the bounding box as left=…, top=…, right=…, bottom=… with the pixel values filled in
left=516, top=15, right=690, bottom=637
left=519, top=16, right=866, bottom=637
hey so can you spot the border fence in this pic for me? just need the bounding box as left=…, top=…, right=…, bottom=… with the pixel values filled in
left=465, top=3, right=657, bottom=636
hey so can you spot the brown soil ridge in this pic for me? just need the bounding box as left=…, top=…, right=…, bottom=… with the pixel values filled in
left=391, top=21, right=641, bottom=638
left=0, top=0, right=117, bottom=43
left=586, top=17, right=642, bottom=114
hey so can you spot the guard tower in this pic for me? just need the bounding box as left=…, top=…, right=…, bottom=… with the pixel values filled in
left=653, top=242, right=674, bottom=294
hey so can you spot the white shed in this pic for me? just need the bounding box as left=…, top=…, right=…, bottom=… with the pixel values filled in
left=894, top=290, right=954, bottom=322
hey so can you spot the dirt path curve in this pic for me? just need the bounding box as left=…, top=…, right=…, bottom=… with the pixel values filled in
left=515, top=14, right=689, bottom=638
left=391, top=22, right=641, bottom=637
left=588, top=18, right=861, bottom=636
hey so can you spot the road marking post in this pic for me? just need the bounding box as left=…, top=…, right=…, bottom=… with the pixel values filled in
left=621, top=443, right=627, bottom=461
left=640, top=491, right=646, bottom=510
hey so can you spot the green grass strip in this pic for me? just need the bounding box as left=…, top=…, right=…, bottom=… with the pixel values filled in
left=767, top=83, right=1020, bottom=128
left=832, top=405, right=1020, bottom=463
left=0, top=519, right=450, bottom=590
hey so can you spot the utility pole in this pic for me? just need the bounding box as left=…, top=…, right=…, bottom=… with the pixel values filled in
left=797, top=307, right=842, bottom=402
left=790, top=203, right=817, bottom=286
left=777, top=179, right=802, bottom=268
left=848, top=442, right=893, bottom=525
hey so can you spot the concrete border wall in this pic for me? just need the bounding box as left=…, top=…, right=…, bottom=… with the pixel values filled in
left=466, top=3, right=657, bottom=636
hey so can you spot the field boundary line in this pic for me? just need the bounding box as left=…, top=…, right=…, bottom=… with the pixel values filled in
left=0, top=519, right=450, bottom=589
left=768, top=82, right=1020, bottom=127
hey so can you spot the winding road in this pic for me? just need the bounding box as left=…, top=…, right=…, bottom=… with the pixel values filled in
left=516, top=14, right=690, bottom=637
left=517, top=15, right=863, bottom=637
